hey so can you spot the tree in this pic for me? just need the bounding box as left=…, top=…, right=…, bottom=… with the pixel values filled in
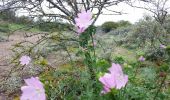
left=0, top=0, right=128, bottom=27
left=126, top=0, right=170, bottom=25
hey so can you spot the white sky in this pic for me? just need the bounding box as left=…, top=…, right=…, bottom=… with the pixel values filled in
left=95, top=2, right=150, bottom=25
left=96, top=0, right=170, bottom=25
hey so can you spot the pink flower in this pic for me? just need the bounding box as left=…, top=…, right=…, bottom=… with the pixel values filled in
left=20, top=77, right=46, bottom=100
left=160, top=44, right=167, bottom=49
left=99, top=73, right=116, bottom=94
left=138, top=56, right=145, bottom=62
left=19, top=55, right=31, bottom=65
left=77, top=27, right=86, bottom=34
left=101, top=85, right=111, bottom=94
left=99, top=63, right=128, bottom=94
left=109, top=63, right=128, bottom=89
left=75, top=10, right=93, bottom=34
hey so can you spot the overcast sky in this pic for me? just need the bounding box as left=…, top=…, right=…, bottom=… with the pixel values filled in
left=95, top=2, right=150, bottom=25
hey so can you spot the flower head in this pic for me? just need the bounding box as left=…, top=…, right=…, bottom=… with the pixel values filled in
left=19, top=55, right=31, bottom=65
left=138, top=56, right=145, bottom=62
left=109, top=63, right=128, bottom=89
left=99, top=73, right=116, bottom=93
left=20, top=77, right=46, bottom=100
left=75, top=10, right=93, bottom=34
left=99, top=63, right=128, bottom=94
left=160, top=44, right=167, bottom=49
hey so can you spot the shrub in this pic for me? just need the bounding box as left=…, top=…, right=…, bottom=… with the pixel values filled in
left=145, top=48, right=167, bottom=62
left=40, top=63, right=104, bottom=100
left=124, top=18, right=165, bottom=49
left=0, top=10, right=16, bottom=21
left=37, top=22, right=72, bottom=32
left=101, top=21, right=119, bottom=33
left=163, top=15, right=170, bottom=33
left=0, top=23, right=10, bottom=33
left=117, top=20, right=132, bottom=27
left=14, top=16, right=33, bottom=25
left=113, top=56, right=125, bottom=64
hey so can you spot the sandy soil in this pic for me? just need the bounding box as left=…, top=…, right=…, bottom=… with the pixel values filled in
left=0, top=31, right=43, bottom=98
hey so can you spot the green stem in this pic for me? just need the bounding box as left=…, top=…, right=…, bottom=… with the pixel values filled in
left=84, top=52, right=96, bottom=81
left=90, top=34, right=96, bottom=57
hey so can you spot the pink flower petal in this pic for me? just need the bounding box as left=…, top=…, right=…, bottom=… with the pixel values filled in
left=109, top=63, right=123, bottom=74
left=160, top=44, right=167, bottom=49
left=24, top=77, right=44, bottom=89
left=19, top=55, right=31, bottom=65
left=20, top=77, right=46, bottom=100
left=99, top=63, right=128, bottom=94
left=114, top=74, right=128, bottom=89
left=74, top=10, right=93, bottom=34
left=99, top=73, right=116, bottom=89
left=138, top=56, right=145, bottom=62
left=101, top=85, right=110, bottom=94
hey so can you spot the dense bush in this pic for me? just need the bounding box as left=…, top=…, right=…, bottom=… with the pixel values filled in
left=0, top=10, right=16, bottom=21
left=163, top=15, right=170, bottom=33
left=117, top=20, right=132, bottom=27
left=123, top=17, right=165, bottom=49
left=0, top=23, right=10, bottom=33
left=101, top=21, right=131, bottom=33
left=101, top=21, right=119, bottom=33
left=145, top=48, right=167, bottom=62
left=108, top=26, right=132, bottom=36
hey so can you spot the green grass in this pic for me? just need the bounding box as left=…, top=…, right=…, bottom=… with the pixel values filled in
left=111, top=47, right=137, bottom=63
left=0, top=22, right=41, bottom=41
left=8, top=23, right=25, bottom=31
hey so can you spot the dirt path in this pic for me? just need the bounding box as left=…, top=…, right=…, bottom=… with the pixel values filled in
left=0, top=31, right=44, bottom=99
left=0, top=31, right=72, bottom=98
left=0, top=31, right=42, bottom=79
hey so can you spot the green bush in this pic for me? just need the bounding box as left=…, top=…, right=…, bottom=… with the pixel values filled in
left=145, top=48, right=167, bottom=62
left=0, top=10, right=16, bottom=21
left=163, top=15, right=170, bottom=34
left=101, top=21, right=119, bottom=33
left=117, top=20, right=132, bottom=27
left=123, top=17, right=165, bottom=49
left=113, top=56, right=125, bottom=64
left=40, top=67, right=104, bottom=100
left=0, top=23, right=10, bottom=33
